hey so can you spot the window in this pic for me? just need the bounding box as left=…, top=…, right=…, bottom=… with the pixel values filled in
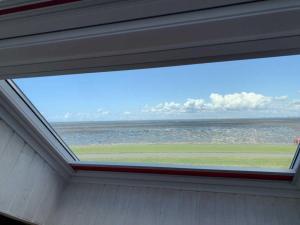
left=13, top=54, right=300, bottom=171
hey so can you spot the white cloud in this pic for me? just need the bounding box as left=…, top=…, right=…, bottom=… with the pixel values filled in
left=144, top=102, right=181, bottom=114
left=64, top=112, right=72, bottom=119
left=143, top=92, right=296, bottom=116
left=274, top=96, right=288, bottom=101
left=209, top=92, right=271, bottom=111
left=97, top=108, right=110, bottom=115
left=183, top=98, right=206, bottom=112
left=62, top=108, right=110, bottom=121
left=290, top=100, right=300, bottom=110
left=292, top=100, right=300, bottom=106
left=123, top=111, right=131, bottom=115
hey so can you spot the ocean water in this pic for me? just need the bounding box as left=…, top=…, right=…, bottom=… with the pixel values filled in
left=51, top=118, right=300, bottom=146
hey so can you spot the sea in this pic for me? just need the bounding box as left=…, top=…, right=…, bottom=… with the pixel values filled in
left=51, top=118, right=300, bottom=146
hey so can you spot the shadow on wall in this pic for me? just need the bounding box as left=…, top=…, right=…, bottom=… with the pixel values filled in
left=0, top=213, right=34, bottom=225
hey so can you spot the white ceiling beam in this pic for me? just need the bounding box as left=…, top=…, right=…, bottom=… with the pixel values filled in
left=0, top=0, right=256, bottom=39
left=0, top=0, right=299, bottom=78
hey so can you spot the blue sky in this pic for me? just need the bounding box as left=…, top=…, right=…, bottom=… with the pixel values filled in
left=15, top=55, right=300, bottom=122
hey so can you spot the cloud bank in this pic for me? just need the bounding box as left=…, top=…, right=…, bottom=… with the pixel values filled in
left=59, top=92, right=300, bottom=121
left=63, top=108, right=110, bottom=121
left=143, top=92, right=296, bottom=115
left=208, top=92, right=271, bottom=110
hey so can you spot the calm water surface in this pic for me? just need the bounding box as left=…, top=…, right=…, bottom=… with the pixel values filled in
left=51, top=118, right=300, bottom=146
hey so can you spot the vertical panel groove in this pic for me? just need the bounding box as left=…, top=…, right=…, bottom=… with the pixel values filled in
left=47, top=183, right=300, bottom=225
left=0, top=115, right=65, bottom=225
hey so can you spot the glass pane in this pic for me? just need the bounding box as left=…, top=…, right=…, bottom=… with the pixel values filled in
left=14, top=55, right=300, bottom=169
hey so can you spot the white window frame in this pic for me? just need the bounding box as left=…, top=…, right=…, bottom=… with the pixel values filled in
left=0, top=0, right=300, bottom=183
left=3, top=69, right=300, bottom=181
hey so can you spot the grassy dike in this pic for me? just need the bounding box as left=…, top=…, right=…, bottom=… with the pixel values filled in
left=71, top=144, right=296, bottom=168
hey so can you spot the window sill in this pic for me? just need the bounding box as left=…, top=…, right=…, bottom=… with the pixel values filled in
left=71, top=162, right=294, bottom=181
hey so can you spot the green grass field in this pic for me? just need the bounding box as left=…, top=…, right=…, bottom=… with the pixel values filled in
left=72, top=144, right=297, bottom=169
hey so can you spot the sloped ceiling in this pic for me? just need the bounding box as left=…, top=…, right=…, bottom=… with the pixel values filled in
left=0, top=0, right=257, bottom=39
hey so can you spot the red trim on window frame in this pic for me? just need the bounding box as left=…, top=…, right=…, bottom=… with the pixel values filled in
left=0, top=0, right=81, bottom=16
left=71, top=164, right=294, bottom=181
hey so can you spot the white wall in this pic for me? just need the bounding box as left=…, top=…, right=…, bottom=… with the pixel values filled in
left=0, top=118, right=66, bottom=225
left=47, top=181, right=300, bottom=225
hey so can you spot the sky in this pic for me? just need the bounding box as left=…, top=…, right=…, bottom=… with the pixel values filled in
left=14, top=54, right=300, bottom=122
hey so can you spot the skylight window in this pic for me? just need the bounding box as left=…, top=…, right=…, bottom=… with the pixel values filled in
left=13, top=55, right=300, bottom=170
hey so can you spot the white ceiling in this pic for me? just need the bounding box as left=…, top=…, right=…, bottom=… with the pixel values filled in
left=0, top=0, right=41, bottom=8
left=0, top=0, right=257, bottom=39
left=0, top=0, right=299, bottom=79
